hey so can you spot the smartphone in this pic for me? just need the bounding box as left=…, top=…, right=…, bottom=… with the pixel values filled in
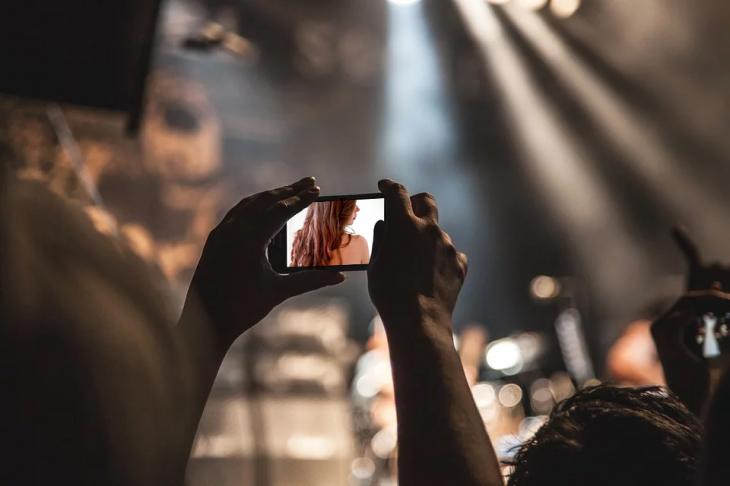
left=268, top=193, right=385, bottom=273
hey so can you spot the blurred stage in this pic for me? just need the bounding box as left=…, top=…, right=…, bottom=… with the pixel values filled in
left=2, top=0, right=730, bottom=483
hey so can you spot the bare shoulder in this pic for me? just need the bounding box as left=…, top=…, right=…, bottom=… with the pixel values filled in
left=337, top=234, right=368, bottom=265
left=352, top=235, right=369, bottom=263
left=351, top=234, right=368, bottom=249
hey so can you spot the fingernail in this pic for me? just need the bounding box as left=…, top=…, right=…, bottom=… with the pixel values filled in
left=378, top=179, right=394, bottom=189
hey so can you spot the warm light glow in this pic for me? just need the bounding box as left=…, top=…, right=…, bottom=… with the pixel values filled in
left=517, top=0, right=548, bottom=10
left=530, top=275, right=560, bottom=299
left=371, top=425, right=398, bottom=458
left=550, top=0, right=581, bottom=18
left=387, top=0, right=422, bottom=6
left=498, top=383, right=524, bottom=408
left=286, top=435, right=336, bottom=460
left=486, top=338, right=522, bottom=371
left=450, top=0, right=650, bottom=307
left=472, top=382, right=497, bottom=408
left=487, top=0, right=512, bottom=4
left=502, top=6, right=729, bottom=254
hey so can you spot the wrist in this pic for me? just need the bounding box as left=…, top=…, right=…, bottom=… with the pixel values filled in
left=379, top=296, right=454, bottom=347
left=178, top=290, right=235, bottom=360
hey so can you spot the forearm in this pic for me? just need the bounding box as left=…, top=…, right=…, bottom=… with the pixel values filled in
left=384, top=308, right=503, bottom=486
left=175, top=291, right=233, bottom=471
left=700, top=366, right=730, bottom=485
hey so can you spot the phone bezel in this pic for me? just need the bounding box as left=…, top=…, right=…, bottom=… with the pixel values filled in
left=268, top=192, right=385, bottom=273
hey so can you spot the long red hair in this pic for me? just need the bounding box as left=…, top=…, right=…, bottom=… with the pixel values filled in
left=291, top=200, right=357, bottom=266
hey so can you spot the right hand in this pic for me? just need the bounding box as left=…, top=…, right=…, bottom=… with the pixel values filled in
left=651, top=228, right=730, bottom=414
left=367, top=179, right=468, bottom=337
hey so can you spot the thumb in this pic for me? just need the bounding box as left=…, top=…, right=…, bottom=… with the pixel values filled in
left=278, top=271, right=346, bottom=300
left=370, top=220, right=386, bottom=263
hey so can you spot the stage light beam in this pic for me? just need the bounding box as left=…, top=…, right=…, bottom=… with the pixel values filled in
left=502, top=6, right=730, bottom=253
left=550, top=0, right=582, bottom=18
left=450, top=0, right=651, bottom=305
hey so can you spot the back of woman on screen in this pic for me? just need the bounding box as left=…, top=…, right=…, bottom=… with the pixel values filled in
left=290, top=199, right=369, bottom=266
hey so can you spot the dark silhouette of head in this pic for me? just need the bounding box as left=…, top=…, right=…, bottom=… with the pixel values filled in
left=508, top=385, right=702, bottom=486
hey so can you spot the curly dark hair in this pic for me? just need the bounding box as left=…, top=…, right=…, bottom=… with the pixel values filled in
left=507, top=385, right=702, bottom=486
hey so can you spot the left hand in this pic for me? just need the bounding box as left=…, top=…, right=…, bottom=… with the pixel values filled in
left=185, top=177, right=345, bottom=347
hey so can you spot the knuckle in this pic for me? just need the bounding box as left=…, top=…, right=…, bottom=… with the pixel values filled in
left=273, top=200, right=288, bottom=211
left=444, top=244, right=458, bottom=257
left=273, top=197, right=296, bottom=212
left=393, top=182, right=407, bottom=194
left=423, top=222, right=442, bottom=238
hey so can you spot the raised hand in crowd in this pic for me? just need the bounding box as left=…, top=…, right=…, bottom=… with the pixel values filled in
left=176, top=176, right=346, bottom=476
left=661, top=230, right=730, bottom=485
left=651, top=228, right=730, bottom=415
left=367, top=179, right=503, bottom=486
left=181, top=176, right=344, bottom=346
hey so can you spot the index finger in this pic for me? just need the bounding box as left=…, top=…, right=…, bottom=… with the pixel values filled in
left=246, top=185, right=322, bottom=243
left=224, top=177, right=317, bottom=222
left=378, top=179, right=414, bottom=222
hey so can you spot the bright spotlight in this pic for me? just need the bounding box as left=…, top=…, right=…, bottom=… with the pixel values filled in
left=387, top=0, right=422, bottom=6
left=517, top=0, right=548, bottom=10
left=530, top=275, right=560, bottom=300
left=486, top=338, right=522, bottom=371
left=371, top=425, right=398, bottom=459
left=550, top=0, right=581, bottom=18
left=498, top=383, right=524, bottom=408
left=472, top=382, right=497, bottom=408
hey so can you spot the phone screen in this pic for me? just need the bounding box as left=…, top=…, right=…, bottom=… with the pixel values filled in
left=700, top=313, right=721, bottom=358
left=686, top=311, right=730, bottom=359
left=268, top=193, right=384, bottom=272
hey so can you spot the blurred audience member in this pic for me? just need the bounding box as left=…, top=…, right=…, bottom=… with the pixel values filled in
left=1, top=170, right=343, bottom=485
left=606, top=301, right=670, bottom=386
left=507, top=386, right=701, bottom=486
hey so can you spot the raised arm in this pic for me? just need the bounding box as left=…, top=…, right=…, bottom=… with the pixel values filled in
left=700, top=364, right=730, bottom=486
left=174, top=177, right=345, bottom=480
left=655, top=229, right=730, bottom=486
left=367, top=179, right=502, bottom=486
left=651, top=228, right=730, bottom=415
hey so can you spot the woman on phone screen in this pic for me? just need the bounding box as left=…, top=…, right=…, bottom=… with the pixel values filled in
left=290, top=200, right=369, bottom=266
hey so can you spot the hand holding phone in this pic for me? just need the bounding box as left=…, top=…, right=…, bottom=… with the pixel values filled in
left=367, top=179, right=468, bottom=335
left=185, top=177, right=345, bottom=345
left=671, top=227, right=730, bottom=360
left=651, top=228, right=730, bottom=414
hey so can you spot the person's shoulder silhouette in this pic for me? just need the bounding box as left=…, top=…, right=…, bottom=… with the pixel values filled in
left=0, top=171, right=183, bottom=485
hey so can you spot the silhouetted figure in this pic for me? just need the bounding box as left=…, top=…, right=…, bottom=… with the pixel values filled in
left=507, top=386, right=702, bottom=486
left=0, top=169, right=342, bottom=485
